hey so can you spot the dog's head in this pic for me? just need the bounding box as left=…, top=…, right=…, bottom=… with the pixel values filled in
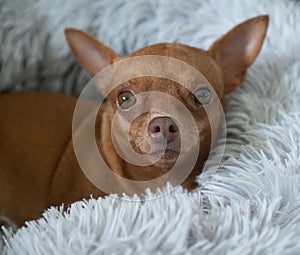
left=65, top=16, right=268, bottom=187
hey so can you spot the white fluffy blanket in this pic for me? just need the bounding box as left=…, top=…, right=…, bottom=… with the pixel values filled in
left=1, top=0, right=300, bottom=254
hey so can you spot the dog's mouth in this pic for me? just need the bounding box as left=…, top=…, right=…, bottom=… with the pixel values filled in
left=149, top=148, right=181, bottom=164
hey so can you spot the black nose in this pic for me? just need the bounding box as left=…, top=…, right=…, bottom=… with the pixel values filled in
left=148, top=117, right=179, bottom=143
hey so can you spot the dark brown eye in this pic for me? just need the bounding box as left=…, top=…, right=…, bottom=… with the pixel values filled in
left=117, top=90, right=136, bottom=109
left=190, top=88, right=211, bottom=106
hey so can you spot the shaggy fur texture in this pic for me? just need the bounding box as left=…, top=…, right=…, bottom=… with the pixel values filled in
left=1, top=0, right=300, bottom=254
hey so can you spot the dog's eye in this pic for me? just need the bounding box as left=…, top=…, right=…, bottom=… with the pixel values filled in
left=190, top=88, right=211, bottom=106
left=117, top=90, right=136, bottom=109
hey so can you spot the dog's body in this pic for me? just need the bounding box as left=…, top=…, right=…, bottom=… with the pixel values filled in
left=0, top=16, right=268, bottom=226
left=0, top=92, right=102, bottom=225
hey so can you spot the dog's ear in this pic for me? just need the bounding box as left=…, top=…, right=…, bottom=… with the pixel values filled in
left=209, top=15, right=269, bottom=94
left=64, top=28, right=118, bottom=76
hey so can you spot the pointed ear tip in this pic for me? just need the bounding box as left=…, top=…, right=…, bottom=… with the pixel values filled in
left=244, top=15, right=269, bottom=28
left=64, top=28, right=89, bottom=40
left=260, top=15, right=269, bottom=25
left=244, top=15, right=269, bottom=35
left=257, top=15, right=270, bottom=36
left=64, top=28, right=79, bottom=36
left=255, top=15, right=270, bottom=28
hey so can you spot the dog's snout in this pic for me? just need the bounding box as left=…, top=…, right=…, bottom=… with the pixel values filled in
left=148, top=117, right=179, bottom=142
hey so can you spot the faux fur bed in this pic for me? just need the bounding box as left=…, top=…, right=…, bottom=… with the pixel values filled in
left=1, top=0, right=300, bottom=254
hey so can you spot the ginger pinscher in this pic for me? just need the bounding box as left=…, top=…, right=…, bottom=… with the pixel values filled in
left=0, top=16, right=269, bottom=226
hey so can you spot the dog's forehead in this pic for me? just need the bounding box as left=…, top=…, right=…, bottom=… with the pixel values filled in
left=119, top=76, right=189, bottom=94
left=125, top=43, right=224, bottom=95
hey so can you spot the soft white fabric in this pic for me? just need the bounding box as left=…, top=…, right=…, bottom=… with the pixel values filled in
left=1, top=0, right=300, bottom=254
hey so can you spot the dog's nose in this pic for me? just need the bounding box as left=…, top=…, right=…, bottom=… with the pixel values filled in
left=148, top=117, right=179, bottom=143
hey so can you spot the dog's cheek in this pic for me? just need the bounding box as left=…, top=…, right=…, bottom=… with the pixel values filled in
left=197, top=120, right=212, bottom=157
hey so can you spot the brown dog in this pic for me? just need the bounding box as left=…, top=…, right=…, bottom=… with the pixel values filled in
left=0, top=15, right=268, bottom=226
